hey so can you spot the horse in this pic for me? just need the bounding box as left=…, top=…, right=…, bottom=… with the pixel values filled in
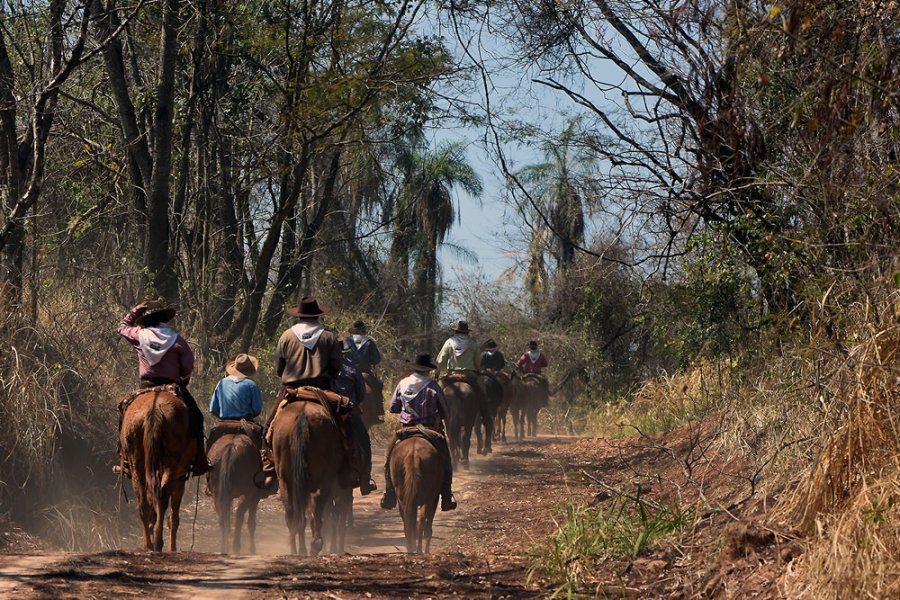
left=509, top=377, right=527, bottom=440
left=493, top=371, right=518, bottom=442
left=389, top=435, right=444, bottom=553
left=270, top=399, right=349, bottom=556
left=442, top=375, right=480, bottom=468
left=359, top=372, right=384, bottom=430
left=474, top=372, right=503, bottom=454
left=206, top=425, right=265, bottom=554
left=120, top=389, right=194, bottom=551
left=520, top=374, right=551, bottom=437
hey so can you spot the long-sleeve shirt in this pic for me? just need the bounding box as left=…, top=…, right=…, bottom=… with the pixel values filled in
left=435, top=336, right=479, bottom=373
left=209, top=377, right=263, bottom=420
left=480, top=350, right=506, bottom=371
left=342, top=337, right=382, bottom=373
left=117, top=305, right=194, bottom=383
left=331, top=362, right=366, bottom=405
left=516, top=351, right=548, bottom=374
left=276, top=321, right=342, bottom=385
left=389, top=374, right=449, bottom=426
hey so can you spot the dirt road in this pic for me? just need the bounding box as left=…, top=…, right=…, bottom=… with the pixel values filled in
left=0, top=437, right=583, bottom=598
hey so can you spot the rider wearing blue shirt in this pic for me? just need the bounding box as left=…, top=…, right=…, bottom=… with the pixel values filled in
left=209, top=354, right=262, bottom=419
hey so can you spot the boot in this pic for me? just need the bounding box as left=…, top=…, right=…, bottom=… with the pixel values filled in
left=256, top=447, right=278, bottom=492
left=191, top=439, right=213, bottom=477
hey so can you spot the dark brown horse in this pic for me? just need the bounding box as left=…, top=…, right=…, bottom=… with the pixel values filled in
left=389, top=436, right=443, bottom=553
left=206, top=428, right=265, bottom=554
left=474, top=373, right=503, bottom=454
left=359, top=373, right=384, bottom=429
left=120, top=390, right=194, bottom=551
left=270, top=400, right=348, bottom=555
left=443, top=376, right=480, bottom=468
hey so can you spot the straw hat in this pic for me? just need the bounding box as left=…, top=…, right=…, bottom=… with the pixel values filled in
left=226, top=353, right=259, bottom=378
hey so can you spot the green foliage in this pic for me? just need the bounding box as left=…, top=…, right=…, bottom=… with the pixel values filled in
left=529, top=492, right=691, bottom=597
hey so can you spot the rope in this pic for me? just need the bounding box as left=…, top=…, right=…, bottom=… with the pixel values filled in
left=190, top=475, right=200, bottom=551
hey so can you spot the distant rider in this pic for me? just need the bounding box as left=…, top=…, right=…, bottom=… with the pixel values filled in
left=343, top=319, right=385, bottom=420
left=479, top=338, right=505, bottom=372
left=209, top=353, right=262, bottom=421
left=380, top=354, right=457, bottom=511
left=516, top=340, right=548, bottom=375
left=331, top=351, right=378, bottom=495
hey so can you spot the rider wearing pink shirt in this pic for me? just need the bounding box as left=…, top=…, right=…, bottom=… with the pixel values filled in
left=516, top=340, right=548, bottom=374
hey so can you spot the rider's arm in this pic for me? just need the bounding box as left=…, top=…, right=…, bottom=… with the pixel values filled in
left=435, top=340, right=452, bottom=377
left=248, top=381, right=263, bottom=418
left=353, top=371, right=366, bottom=405
left=209, top=381, right=223, bottom=419
left=538, top=354, right=548, bottom=369
left=369, top=342, right=382, bottom=367
left=116, top=303, right=147, bottom=345
left=275, top=332, right=288, bottom=377
left=178, top=337, right=195, bottom=384
left=326, top=335, right=342, bottom=379
left=515, top=353, right=526, bottom=370
left=389, top=384, right=403, bottom=414
left=498, top=352, right=506, bottom=370
left=434, top=385, right=450, bottom=422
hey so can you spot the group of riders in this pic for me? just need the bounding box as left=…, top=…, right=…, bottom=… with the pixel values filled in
left=114, top=296, right=549, bottom=515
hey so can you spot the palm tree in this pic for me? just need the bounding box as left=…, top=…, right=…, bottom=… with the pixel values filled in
left=516, top=120, right=593, bottom=312
left=395, top=141, right=483, bottom=341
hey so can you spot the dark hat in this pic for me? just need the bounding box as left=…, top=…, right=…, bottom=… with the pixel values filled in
left=482, top=338, right=498, bottom=350
left=286, top=296, right=329, bottom=318
left=409, top=353, right=438, bottom=372
left=349, top=320, right=367, bottom=334
left=528, top=340, right=538, bottom=349
left=451, top=320, right=472, bottom=334
left=136, top=299, right=176, bottom=326
left=226, top=353, right=258, bottom=378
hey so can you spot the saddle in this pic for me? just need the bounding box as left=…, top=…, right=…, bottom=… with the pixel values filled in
left=394, top=424, right=447, bottom=450
left=118, top=384, right=181, bottom=414
left=207, top=419, right=263, bottom=451
left=265, top=386, right=352, bottom=446
left=522, top=373, right=549, bottom=386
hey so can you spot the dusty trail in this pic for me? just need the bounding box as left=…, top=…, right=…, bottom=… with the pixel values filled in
left=0, top=437, right=580, bottom=598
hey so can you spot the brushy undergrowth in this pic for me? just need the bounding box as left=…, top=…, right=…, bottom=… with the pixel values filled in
left=529, top=490, right=691, bottom=598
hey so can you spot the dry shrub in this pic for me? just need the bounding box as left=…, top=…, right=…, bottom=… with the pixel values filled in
left=779, top=300, right=899, bottom=598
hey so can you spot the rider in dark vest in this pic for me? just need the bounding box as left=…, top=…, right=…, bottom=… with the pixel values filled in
left=480, top=338, right=505, bottom=371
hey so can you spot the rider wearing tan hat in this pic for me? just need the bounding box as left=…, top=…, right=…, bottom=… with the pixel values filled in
left=209, top=353, right=262, bottom=420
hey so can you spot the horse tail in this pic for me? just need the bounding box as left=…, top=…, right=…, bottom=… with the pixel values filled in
left=144, top=396, right=164, bottom=507
left=216, top=439, right=235, bottom=514
left=290, top=408, right=310, bottom=525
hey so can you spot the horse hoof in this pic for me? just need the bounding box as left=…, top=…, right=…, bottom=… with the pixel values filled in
left=311, top=538, right=323, bottom=556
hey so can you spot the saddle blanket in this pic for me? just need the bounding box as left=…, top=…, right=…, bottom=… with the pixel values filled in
left=118, top=384, right=182, bottom=413
left=207, top=419, right=263, bottom=450
left=265, top=386, right=352, bottom=446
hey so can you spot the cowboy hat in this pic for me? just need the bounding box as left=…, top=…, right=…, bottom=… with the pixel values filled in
left=482, top=338, right=498, bottom=350
left=409, top=353, right=439, bottom=372
left=451, top=320, right=472, bottom=334
left=349, top=320, right=367, bottom=334
left=226, top=353, right=258, bottom=378
left=286, top=296, right=329, bottom=318
left=136, top=299, right=176, bottom=326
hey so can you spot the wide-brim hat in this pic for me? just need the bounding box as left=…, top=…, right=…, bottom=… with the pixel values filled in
left=287, top=295, right=329, bottom=318
left=409, top=353, right=438, bottom=372
left=136, top=300, right=176, bottom=326
left=451, top=320, right=472, bottom=334
left=482, top=338, right=498, bottom=350
left=349, top=320, right=367, bottom=334
left=226, top=353, right=258, bottom=378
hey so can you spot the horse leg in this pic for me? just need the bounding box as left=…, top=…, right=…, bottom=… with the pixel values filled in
left=401, top=500, right=417, bottom=554
left=309, top=491, right=326, bottom=556
left=135, top=482, right=155, bottom=550
left=481, top=405, right=494, bottom=454
left=168, top=480, right=185, bottom=552
left=282, top=489, right=299, bottom=555
left=247, top=500, right=258, bottom=555
left=153, top=484, right=170, bottom=552
left=461, top=423, right=472, bottom=468
left=423, top=498, right=438, bottom=554
left=474, top=413, right=484, bottom=455
left=233, top=497, right=248, bottom=554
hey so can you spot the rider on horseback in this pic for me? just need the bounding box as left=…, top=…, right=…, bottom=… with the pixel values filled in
left=209, top=353, right=262, bottom=421
left=115, top=300, right=212, bottom=478
left=331, top=351, right=378, bottom=495
left=259, top=296, right=342, bottom=491
left=380, top=354, right=457, bottom=512
left=516, top=340, right=548, bottom=374
left=480, top=338, right=505, bottom=371
left=435, top=321, right=480, bottom=383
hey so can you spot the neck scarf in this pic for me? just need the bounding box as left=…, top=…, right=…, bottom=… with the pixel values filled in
left=399, top=372, right=431, bottom=399
left=291, top=321, right=325, bottom=350
left=527, top=350, right=540, bottom=362
left=351, top=334, right=369, bottom=350
left=448, top=334, right=473, bottom=357
left=138, top=325, right=178, bottom=366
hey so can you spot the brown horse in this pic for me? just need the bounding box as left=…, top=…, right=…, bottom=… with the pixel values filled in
left=120, top=390, right=194, bottom=551
left=443, top=377, right=480, bottom=468
left=493, top=371, right=518, bottom=442
left=207, top=430, right=265, bottom=554
left=390, top=436, right=443, bottom=553
left=270, top=400, right=348, bottom=556
left=520, top=374, right=550, bottom=437
left=474, top=373, right=503, bottom=454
